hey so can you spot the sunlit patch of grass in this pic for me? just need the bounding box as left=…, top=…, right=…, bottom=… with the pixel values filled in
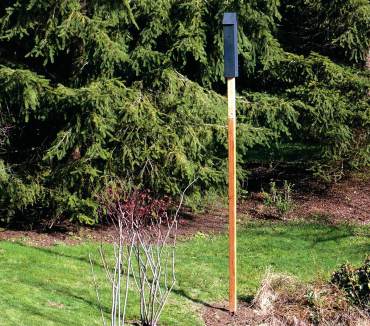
left=0, top=221, right=368, bottom=325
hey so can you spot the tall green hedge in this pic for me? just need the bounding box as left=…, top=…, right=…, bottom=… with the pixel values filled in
left=0, top=0, right=369, bottom=225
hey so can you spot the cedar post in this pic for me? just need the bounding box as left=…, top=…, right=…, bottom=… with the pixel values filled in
left=223, top=12, right=238, bottom=313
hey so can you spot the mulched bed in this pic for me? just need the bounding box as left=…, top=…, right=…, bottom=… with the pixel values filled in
left=202, top=301, right=259, bottom=326
left=241, top=175, right=370, bottom=224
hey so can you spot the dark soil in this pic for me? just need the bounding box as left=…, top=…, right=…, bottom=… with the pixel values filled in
left=202, top=301, right=257, bottom=326
left=241, top=174, right=370, bottom=224
left=0, top=172, right=369, bottom=247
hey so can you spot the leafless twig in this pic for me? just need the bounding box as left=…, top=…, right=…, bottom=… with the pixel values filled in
left=91, top=180, right=196, bottom=326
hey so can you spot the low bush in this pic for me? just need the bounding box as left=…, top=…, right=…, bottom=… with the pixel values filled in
left=262, top=180, right=294, bottom=214
left=331, top=257, right=370, bottom=312
left=92, top=187, right=186, bottom=326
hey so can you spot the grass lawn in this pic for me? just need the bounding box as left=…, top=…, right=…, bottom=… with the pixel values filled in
left=0, top=220, right=369, bottom=326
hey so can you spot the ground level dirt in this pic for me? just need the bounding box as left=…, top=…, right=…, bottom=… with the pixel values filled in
left=0, top=173, right=369, bottom=247
left=202, top=301, right=258, bottom=326
left=202, top=269, right=370, bottom=326
left=202, top=287, right=370, bottom=326
left=242, top=174, right=370, bottom=224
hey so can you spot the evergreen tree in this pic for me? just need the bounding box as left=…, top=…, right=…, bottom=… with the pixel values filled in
left=0, top=0, right=369, bottom=225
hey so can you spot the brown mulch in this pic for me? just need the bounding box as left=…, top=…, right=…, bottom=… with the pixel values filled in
left=202, top=301, right=257, bottom=326
left=0, top=174, right=369, bottom=247
left=241, top=175, right=370, bottom=224
left=0, top=206, right=229, bottom=247
left=0, top=229, right=77, bottom=247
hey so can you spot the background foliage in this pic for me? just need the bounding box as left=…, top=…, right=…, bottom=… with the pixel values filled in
left=0, top=0, right=369, bottom=224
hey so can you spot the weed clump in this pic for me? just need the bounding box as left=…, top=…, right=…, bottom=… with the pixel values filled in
left=263, top=181, right=294, bottom=215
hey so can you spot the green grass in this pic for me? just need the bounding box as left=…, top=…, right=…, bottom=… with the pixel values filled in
left=0, top=221, right=369, bottom=326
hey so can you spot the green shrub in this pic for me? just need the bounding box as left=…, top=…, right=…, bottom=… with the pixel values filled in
left=331, top=257, right=370, bottom=311
left=263, top=181, right=294, bottom=214
left=279, top=0, right=370, bottom=65
left=254, top=53, right=370, bottom=181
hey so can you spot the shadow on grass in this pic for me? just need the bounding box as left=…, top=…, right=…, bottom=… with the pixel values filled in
left=14, top=276, right=111, bottom=315
left=172, top=289, right=254, bottom=311
left=5, top=295, right=81, bottom=326
left=242, top=221, right=362, bottom=246
left=172, top=288, right=229, bottom=312
left=12, top=241, right=106, bottom=269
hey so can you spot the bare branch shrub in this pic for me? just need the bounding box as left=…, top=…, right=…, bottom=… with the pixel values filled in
left=91, top=183, right=194, bottom=326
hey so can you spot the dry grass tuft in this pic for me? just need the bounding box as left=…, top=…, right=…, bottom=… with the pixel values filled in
left=251, top=270, right=370, bottom=326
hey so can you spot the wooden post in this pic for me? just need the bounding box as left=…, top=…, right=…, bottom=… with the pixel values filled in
left=227, top=77, right=237, bottom=313
left=223, top=12, right=238, bottom=314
